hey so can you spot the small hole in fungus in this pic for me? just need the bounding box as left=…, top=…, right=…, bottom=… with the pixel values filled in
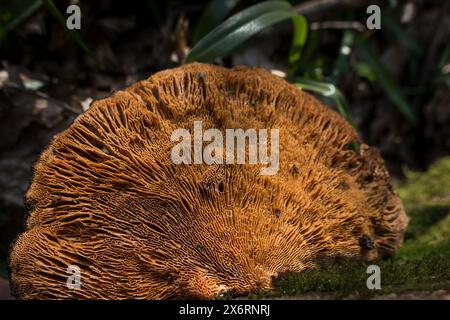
left=337, top=181, right=350, bottom=190
left=358, top=235, right=375, bottom=250
left=195, top=245, right=205, bottom=253
left=274, top=208, right=281, bottom=218
left=364, top=174, right=374, bottom=183
left=218, top=182, right=224, bottom=192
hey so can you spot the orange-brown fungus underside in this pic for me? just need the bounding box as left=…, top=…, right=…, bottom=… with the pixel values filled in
left=9, top=63, right=408, bottom=299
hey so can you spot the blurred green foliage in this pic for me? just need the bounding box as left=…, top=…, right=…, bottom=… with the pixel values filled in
left=1, top=0, right=442, bottom=125
left=185, top=0, right=429, bottom=125
left=185, top=1, right=307, bottom=63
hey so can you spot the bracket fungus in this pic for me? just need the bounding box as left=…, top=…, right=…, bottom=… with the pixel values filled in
left=9, top=63, right=408, bottom=299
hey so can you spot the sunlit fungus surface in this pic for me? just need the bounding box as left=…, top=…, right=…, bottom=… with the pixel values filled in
left=9, top=63, right=408, bottom=299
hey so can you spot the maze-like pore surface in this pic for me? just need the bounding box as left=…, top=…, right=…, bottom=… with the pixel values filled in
left=9, top=63, right=408, bottom=299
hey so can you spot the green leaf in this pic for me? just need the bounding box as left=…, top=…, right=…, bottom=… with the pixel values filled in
left=288, top=14, right=308, bottom=65
left=185, top=1, right=306, bottom=63
left=290, top=29, right=320, bottom=75
left=357, top=37, right=418, bottom=124
left=353, top=62, right=376, bottom=83
left=294, top=78, right=354, bottom=126
left=192, top=0, right=241, bottom=45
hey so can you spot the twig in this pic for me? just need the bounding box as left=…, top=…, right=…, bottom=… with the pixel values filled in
left=294, top=0, right=381, bottom=17
left=310, top=21, right=365, bottom=32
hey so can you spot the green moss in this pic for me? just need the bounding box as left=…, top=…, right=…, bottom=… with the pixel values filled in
left=248, top=157, right=450, bottom=299
left=399, top=157, right=450, bottom=207
left=397, top=157, right=450, bottom=261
